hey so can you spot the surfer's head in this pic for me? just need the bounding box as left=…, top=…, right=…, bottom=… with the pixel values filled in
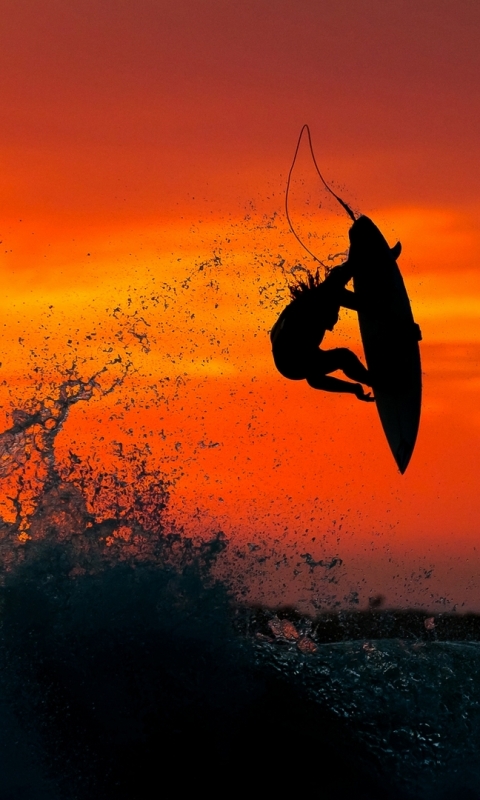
left=288, top=267, right=322, bottom=301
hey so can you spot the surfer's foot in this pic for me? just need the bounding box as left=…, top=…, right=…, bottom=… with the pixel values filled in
left=354, top=385, right=375, bottom=402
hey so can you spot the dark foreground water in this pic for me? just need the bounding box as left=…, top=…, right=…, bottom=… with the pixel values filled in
left=0, top=376, right=478, bottom=799
left=0, top=538, right=480, bottom=800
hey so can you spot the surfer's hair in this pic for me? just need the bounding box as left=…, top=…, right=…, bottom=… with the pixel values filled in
left=288, top=267, right=323, bottom=300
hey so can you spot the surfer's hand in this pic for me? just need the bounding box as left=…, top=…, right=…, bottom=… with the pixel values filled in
left=354, top=385, right=375, bottom=402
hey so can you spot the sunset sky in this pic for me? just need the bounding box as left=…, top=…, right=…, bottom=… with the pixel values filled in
left=1, top=0, right=480, bottom=611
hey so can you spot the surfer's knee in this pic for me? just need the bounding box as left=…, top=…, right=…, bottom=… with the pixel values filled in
left=332, top=348, right=372, bottom=386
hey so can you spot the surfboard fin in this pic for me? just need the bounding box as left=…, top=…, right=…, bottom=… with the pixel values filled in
left=390, top=242, right=402, bottom=260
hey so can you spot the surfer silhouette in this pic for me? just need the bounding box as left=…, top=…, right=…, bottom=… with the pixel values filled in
left=275, top=123, right=422, bottom=470
left=270, top=260, right=375, bottom=401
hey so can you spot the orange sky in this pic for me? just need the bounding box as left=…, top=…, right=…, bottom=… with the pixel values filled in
left=1, top=0, right=480, bottom=611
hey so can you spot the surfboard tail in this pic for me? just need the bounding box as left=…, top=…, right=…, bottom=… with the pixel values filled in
left=373, top=386, right=421, bottom=474
left=395, top=439, right=415, bottom=475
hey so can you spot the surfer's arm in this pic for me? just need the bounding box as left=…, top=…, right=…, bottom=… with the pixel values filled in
left=327, top=261, right=354, bottom=285
left=339, top=288, right=361, bottom=311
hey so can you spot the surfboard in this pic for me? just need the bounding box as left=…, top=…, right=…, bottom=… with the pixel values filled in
left=350, top=216, right=422, bottom=473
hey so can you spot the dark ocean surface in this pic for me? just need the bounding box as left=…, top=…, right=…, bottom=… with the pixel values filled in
left=0, top=539, right=480, bottom=800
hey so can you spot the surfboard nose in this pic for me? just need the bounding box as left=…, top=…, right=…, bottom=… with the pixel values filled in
left=349, top=214, right=371, bottom=237
left=349, top=215, right=386, bottom=246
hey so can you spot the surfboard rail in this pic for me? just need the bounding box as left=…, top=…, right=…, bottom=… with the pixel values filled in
left=350, top=216, right=422, bottom=473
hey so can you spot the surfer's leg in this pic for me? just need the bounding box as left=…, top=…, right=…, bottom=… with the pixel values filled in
left=322, top=348, right=371, bottom=386
left=306, top=371, right=374, bottom=401
left=306, top=373, right=360, bottom=395
left=319, top=347, right=372, bottom=386
left=305, top=350, right=365, bottom=397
